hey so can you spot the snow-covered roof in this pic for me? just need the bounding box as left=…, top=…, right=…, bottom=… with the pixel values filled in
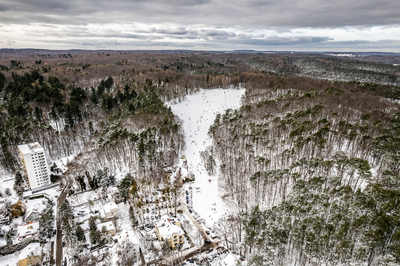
left=220, top=253, right=240, bottom=266
left=24, top=198, right=47, bottom=220
left=156, top=216, right=184, bottom=239
left=18, top=243, right=41, bottom=260
left=18, top=142, right=44, bottom=155
left=97, top=221, right=114, bottom=232
left=60, top=156, right=74, bottom=166
left=23, top=191, right=33, bottom=198
left=17, top=221, right=39, bottom=239
left=18, top=144, right=33, bottom=155
left=104, top=202, right=118, bottom=213
left=24, top=208, right=39, bottom=220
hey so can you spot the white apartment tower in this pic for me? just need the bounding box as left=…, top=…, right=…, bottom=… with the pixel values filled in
left=17, top=142, right=51, bottom=190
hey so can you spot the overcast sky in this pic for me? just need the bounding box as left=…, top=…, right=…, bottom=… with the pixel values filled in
left=0, top=0, right=400, bottom=51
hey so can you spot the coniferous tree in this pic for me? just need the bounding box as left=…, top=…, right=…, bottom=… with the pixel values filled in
left=76, top=225, right=86, bottom=242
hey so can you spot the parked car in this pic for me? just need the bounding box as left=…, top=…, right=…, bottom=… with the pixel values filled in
left=206, top=230, right=210, bottom=235
left=204, top=239, right=211, bottom=244
left=206, top=248, right=213, bottom=254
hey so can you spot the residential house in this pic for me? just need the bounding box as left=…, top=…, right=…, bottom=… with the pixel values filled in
left=17, top=221, right=39, bottom=240
left=24, top=208, right=39, bottom=223
left=97, top=221, right=115, bottom=236
left=219, top=253, right=242, bottom=266
left=18, top=242, right=42, bottom=266
left=155, top=216, right=184, bottom=248
left=103, top=202, right=118, bottom=219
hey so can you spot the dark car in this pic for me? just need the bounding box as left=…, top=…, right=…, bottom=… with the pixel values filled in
left=206, top=248, right=213, bottom=254
left=189, top=209, right=193, bottom=213
left=205, top=239, right=211, bottom=244
left=206, top=230, right=210, bottom=235
left=187, top=258, right=194, bottom=263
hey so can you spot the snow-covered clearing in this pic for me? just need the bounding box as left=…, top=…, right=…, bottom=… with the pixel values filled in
left=169, top=88, right=245, bottom=227
left=0, top=252, right=19, bottom=266
left=0, top=168, right=18, bottom=198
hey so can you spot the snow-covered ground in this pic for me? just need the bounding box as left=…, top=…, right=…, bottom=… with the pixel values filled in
left=0, top=168, right=18, bottom=199
left=169, top=88, right=245, bottom=227
left=0, top=252, right=20, bottom=266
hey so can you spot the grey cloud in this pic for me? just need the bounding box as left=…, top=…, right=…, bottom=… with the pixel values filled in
left=0, top=3, right=10, bottom=11
left=0, top=0, right=399, bottom=28
left=22, top=32, right=400, bottom=51
left=154, top=28, right=189, bottom=35
left=16, top=0, right=70, bottom=11
left=1, top=0, right=400, bottom=51
left=227, top=36, right=333, bottom=46
left=199, top=30, right=231, bottom=37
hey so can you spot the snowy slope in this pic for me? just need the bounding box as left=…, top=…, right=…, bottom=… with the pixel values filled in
left=169, top=88, right=245, bottom=227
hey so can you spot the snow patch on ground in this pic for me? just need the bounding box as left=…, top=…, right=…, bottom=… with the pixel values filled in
left=0, top=168, right=18, bottom=199
left=169, top=88, right=245, bottom=227
left=0, top=252, right=20, bottom=266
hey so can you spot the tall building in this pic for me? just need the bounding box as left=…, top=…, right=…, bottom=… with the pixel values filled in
left=17, top=142, right=51, bottom=190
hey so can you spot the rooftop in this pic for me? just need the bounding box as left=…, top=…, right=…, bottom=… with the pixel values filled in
left=97, top=221, right=114, bottom=232
left=156, top=216, right=184, bottom=239
left=18, top=243, right=41, bottom=261
left=17, top=221, right=39, bottom=239
left=18, top=142, right=44, bottom=155
left=220, top=253, right=241, bottom=266
left=104, top=202, right=118, bottom=213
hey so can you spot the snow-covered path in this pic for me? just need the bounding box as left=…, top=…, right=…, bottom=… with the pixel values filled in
left=169, top=88, right=245, bottom=227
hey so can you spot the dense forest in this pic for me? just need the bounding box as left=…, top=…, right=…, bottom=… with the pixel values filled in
left=1, top=50, right=400, bottom=265
left=208, top=74, right=400, bottom=265
left=249, top=55, right=400, bottom=87
left=0, top=66, right=187, bottom=192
